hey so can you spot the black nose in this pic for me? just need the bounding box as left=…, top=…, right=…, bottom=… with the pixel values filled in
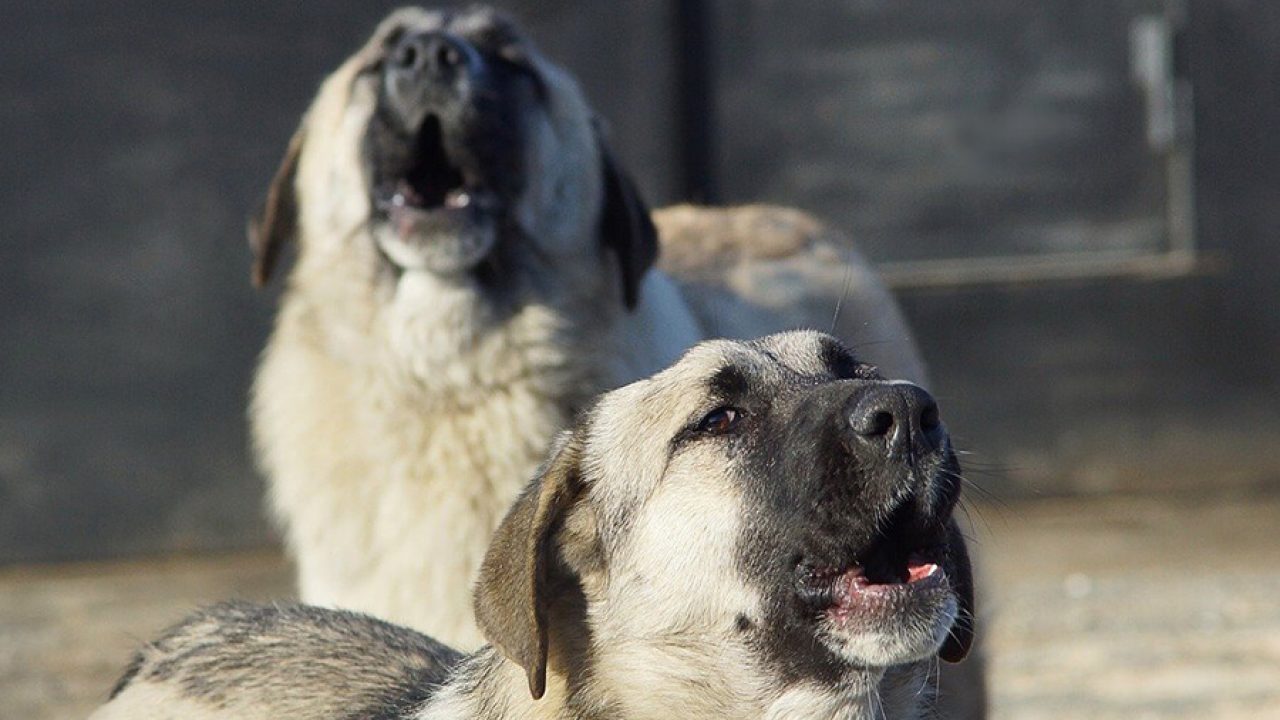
left=847, top=383, right=943, bottom=455
left=389, top=31, right=479, bottom=84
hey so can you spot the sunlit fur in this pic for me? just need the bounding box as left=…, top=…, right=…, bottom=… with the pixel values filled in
left=97, top=332, right=965, bottom=720
left=254, top=6, right=928, bottom=658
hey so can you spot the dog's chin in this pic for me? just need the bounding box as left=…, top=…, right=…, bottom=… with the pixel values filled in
left=797, top=546, right=959, bottom=667
left=374, top=203, right=497, bottom=276
left=817, top=568, right=958, bottom=667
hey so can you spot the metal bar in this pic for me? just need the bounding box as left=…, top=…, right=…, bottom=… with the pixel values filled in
left=879, top=249, right=1202, bottom=289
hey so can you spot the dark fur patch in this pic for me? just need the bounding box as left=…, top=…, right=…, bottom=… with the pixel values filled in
left=709, top=365, right=749, bottom=399
left=818, top=336, right=878, bottom=381
left=109, top=602, right=462, bottom=718
left=107, top=650, right=146, bottom=700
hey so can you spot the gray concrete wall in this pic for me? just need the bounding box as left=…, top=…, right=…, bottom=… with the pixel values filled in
left=0, top=1, right=680, bottom=562
left=3, top=0, right=1278, bottom=562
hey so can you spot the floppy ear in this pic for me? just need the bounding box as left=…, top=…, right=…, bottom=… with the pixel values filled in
left=248, top=126, right=305, bottom=287
left=596, top=136, right=658, bottom=310
left=939, top=518, right=976, bottom=663
left=473, top=433, right=584, bottom=700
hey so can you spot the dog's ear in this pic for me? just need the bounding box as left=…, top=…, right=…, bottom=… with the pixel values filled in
left=248, top=126, right=305, bottom=287
left=474, top=431, right=584, bottom=700
left=596, top=133, right=658, bottom=311
left=939, top=518, right=976, bottom=663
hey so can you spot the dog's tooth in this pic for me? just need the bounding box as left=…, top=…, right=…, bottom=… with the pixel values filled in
left=445, top=190, right=471, bottom=209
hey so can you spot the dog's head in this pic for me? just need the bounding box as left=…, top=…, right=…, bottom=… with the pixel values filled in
left=250, top=6, right=655, bottom=309
left=475, top=331, right=975, bottom=712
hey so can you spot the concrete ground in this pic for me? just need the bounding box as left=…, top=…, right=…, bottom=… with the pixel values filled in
left=2, top=494, right=1278, bottom=719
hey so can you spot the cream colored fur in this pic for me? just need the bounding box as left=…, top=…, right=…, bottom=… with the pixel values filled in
left=417, top=333, right=945, bottom=719
left=95, top=332, right=963, bottom=720
left=254, top=8, right=929, bottom=656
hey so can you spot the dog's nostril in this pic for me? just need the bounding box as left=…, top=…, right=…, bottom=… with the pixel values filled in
left=847, top=383, right=942, bottom=449
left=391, top=33, right=472, bottom=76
left=435, top=42, right=462, bottom=70
left=863, top=410, right=895, bottom=437
left=394, top=44, right=419, bottom=70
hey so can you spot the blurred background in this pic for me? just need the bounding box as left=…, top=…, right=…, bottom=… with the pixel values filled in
left=3, top=1, right=1278, bottom=718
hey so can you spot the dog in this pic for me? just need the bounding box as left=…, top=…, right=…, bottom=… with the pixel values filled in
left=97, top=332, right=975, bottom=720
left=251, top=1, right=929, bottom=647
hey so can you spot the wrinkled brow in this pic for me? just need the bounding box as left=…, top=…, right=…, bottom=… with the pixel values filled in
left=708, top=365, right=749, bottom=399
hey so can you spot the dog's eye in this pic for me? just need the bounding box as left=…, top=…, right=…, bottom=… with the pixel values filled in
left=698, top=407, right=743, bottom=435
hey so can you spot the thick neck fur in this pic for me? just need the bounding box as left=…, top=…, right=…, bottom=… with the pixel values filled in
left=254, top=258, right=690, bottom=647
left=417, top=646, right=935, bottom=720
left=422, top=591, right=934, bottom=720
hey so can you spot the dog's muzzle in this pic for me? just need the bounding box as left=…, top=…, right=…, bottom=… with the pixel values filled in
left=384, top=30, right=484, bottom=130
left=368, top=29, right=504, bottom=276
left=780, top=379, right=968, bottom=663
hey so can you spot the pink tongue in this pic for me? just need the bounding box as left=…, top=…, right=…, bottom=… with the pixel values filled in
left=907, top=561, right=939, bottom=583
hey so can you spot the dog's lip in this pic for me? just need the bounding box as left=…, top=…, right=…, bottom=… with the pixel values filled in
left=797, top=547, right=948, bottom=613
left=377, top=182, right=497, bottom=213
left=822, top=557, right=948, bottom=629
left=371, top=111, right=502, bottom=217
left=832, top=553, right=944, bottom=598
left=374, top=182, right=498, bottom=235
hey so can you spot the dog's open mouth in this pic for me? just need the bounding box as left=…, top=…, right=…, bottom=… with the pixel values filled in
left=367, top=112, right=502, bottom=273
left=373, top=114, right=497, bottom=237
left=798, top=546, right=947, bottom=622
left=795, top=501, right=952, bottom=629
left=821, top=552, right=945, bottom=625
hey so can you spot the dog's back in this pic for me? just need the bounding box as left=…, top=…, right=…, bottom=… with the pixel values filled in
left=655, top=204, right=928, bottom=385
left=96, top=602, right=462, bottom=720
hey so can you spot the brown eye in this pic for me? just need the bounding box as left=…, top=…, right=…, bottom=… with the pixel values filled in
left=698, top=407, right=743, bottom=434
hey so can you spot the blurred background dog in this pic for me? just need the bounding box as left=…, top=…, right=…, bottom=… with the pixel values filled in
left=249, top=4, right=926, bottom=648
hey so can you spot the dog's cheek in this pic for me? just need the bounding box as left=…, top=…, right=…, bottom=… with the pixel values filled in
left=556, top=503, right=606, bottom=593
left=513, top=113, right=598, bottom=257
left=939, top=520, right=975, bottom=663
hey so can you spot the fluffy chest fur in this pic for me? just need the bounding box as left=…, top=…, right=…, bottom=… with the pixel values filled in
left=256, top=292, right=594, bottom=647
left=254, top=272, right=697, bottom=647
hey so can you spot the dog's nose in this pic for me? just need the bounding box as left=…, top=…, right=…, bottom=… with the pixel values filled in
left=389, top=31, right=480, bottom=84
left=847, top=383, right=943, bottom=455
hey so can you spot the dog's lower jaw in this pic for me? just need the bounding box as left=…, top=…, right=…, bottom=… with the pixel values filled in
left=374, top=213, right=498, bottom=275
left=822, top=595, right=960, bottom=669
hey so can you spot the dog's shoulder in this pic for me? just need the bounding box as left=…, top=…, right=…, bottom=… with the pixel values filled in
left=100, top=602, right=463, bottom=720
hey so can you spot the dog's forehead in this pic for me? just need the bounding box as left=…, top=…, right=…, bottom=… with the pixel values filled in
left=369, top=7, right=446, bottom=42
left=369, top=7, right=531, bottom=52
left=620, top=331, right=860, bottom=410
left=654, top=339, right=779, bottom=396
left=750, top=330, right=867, bottom=380
left=584, top=340, right=759, bottom=447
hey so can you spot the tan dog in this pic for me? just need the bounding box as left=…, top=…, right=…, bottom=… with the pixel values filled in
left=99, top=332, right=975, bottom=720
left=252, top=3, right=928, bottom=641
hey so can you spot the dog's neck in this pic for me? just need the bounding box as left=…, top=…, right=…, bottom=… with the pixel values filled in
left=415, top=646, right=934, bottom=720
left=289, top=257, right=701, bottom=409
left=377, top=270, right=610, bottom=404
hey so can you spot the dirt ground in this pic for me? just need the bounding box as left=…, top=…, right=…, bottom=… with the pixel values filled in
left=3, top=494, right=1278, bottom=719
